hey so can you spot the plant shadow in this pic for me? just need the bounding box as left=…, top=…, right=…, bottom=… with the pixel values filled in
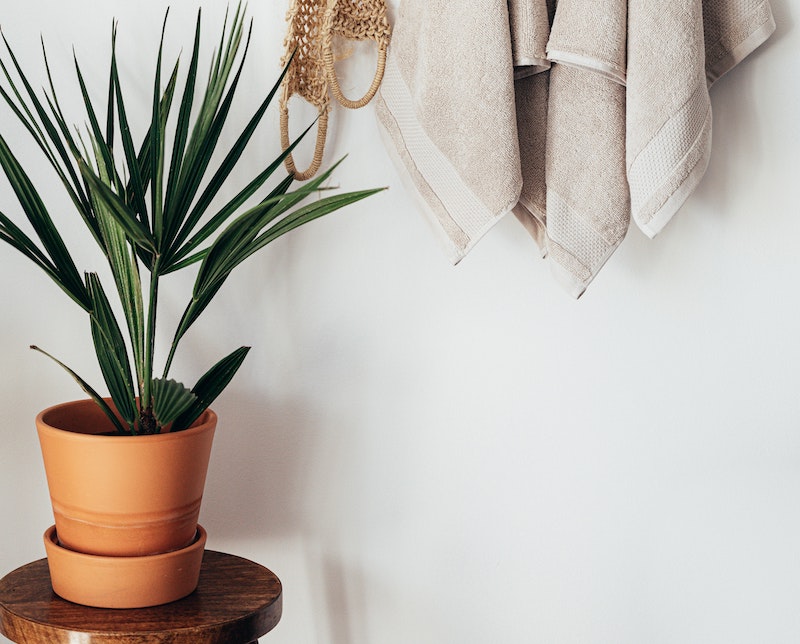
left=199, top=391, right=368, bottom=643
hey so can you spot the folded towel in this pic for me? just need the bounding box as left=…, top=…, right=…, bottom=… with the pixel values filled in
left=543, top=64, right=630, bottom=296
left=512, top=70, right=549, bottom=250
left=376, top=0, right=775, bottom=296
left=539, top=0, right=630, bottom=295
left=375, top=0, right=522, bottom=263
left=509, top=0, right=554, bottom=77
left=547, top=0, right=627, bottom=84
left=628, top=0, right=776, bottom=238
left=627, top=0, right=711, bottom=237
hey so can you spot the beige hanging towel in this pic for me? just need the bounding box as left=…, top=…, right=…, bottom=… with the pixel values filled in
left=537, top=0, right=630, bottom=296
left=627, top=0, right=777, bottom=238
left=376, top=0, right=775, bottom=296
left=375, top=0, right=524, bottom=262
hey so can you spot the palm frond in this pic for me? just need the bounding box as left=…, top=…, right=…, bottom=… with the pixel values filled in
left=170, top=346, right=250, bottom=432
left=0, top=3, right=382, bottom=434
left=30, top=345, right=128, bottom=434
left=0, top=132, right=90, bottom=310
left=161, top=11, right=250, bottom=254
left=87, top=136, right=146, bottom=394
left=86, top=273, right=137, bottom=429
left=163, top=44, right=293, bottom=270
left=151, top=378, right=197, bottom=428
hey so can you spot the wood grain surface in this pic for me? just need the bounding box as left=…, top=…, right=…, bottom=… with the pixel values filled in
left=0, top=550, right=281, bottom=643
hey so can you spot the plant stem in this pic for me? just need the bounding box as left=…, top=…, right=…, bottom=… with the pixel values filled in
left=163, top=338, right=176, bottom=379
left=162, top=302, right=185, bottom=379
left=141, top=259, right=159, bottom=427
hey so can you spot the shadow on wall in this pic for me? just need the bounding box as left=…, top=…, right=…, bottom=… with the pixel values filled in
left=319, top=551, right=361, bottom=644
left=769, top=0, right=795, bottom=42
left=199, top=392, right=369, bottom=644
left=200, top=391, right=321, bottom=539
left=303, top=539, right=369, bottom=644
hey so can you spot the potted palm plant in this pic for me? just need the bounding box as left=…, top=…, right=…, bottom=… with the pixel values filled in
left=0, top=4, right=381, bottom=608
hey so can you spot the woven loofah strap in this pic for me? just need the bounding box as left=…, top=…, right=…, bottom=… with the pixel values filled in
left=280, top=0, right=332, bottom=179
left=280, top=100, right=329, bottom=181
left=280, top=0, right=391, bottom=178
left=280, top=0, right=330, bottom=108
left=322, top=0, right=391, bottom=109
left=323, top=44, right=387, bottom=109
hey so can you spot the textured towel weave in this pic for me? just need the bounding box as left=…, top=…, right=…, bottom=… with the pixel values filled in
left=376, top=0, right=775, bottom=296
left=375, top=0, right=522, bottom=262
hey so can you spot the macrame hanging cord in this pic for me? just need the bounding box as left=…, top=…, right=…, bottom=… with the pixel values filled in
left=280, top=0, right=391, bottom=180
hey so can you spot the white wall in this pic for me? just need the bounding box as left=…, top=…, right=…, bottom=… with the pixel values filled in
left=1, top=1, right=799, bottom=643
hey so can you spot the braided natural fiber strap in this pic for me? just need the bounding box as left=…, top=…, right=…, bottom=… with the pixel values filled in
left=279, top=105, right=328, bottom=182
left=280, top=0, right=391, bottom=179
left=280, top=0, right=331, bottom=181
left=322, top=0, right=391, bottom=109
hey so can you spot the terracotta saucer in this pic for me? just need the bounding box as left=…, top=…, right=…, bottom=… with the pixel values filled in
left=43, top=524, right=206, bottom=608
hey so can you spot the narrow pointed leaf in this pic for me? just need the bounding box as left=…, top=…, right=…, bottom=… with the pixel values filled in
left=0, top=40, right=93, bottom=233
left=30, top=345, right=128, bottom=434
left=164, top=50, right=292, bottom=260
left=164, top=131, right=302, bottom=271
left=163, top=247, right=209, bottom=273
left=0, top=209, right=57, bottom=271
left=105, top=23, right=116, bottom=148
left=110, top=36, right=148, bottom=226
left=126, top=58, right=179, bottom=236
left=170, top=346, right=250, bottom=432
left=162, top=9, right=202, bottom=239
left=79, top=160, right=157, bottom=251
left=167, top=12, right=249, bottom=245
left=74, top=52, right=116, bottom=184
left=150, top=10, right=171, bottom=248
left=191, top=159, right=345, bottom=296
left=254, top=188, right=385, bottom=247
left=0, top=132, right=89, bottom=309
left=202, top=188, right=384, bottom=302
left=86, top=273, right=136, bottom=427
left=85, top=139, right=145, bottom=387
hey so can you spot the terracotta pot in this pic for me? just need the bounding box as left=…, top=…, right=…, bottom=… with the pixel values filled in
left=36, top=398, right=216, bottom=557
left=44, top=524, right=207, bottom=608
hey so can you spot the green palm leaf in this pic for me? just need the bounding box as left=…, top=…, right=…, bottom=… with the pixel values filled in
left=164, top=117, right=306, bottom=272
left=0, top=36, right=96, bottom=241
left=162, top=11, right=249, bottom=253
left=0, top=3, right=382, bottom=434
left=0, top=132, right=90, bottom=310
left=162, top=9, right=202, bottom=241
left=170, top=346, right=250, bottom=432
left=86, top=273, right=137, bottom=429
left=86, top=137, right=146, bottom=398
left=79, top=160, right=157, bottom=252
left=74, top=54, right=117, bottom=186
left=109, top=30, right=147, bottom=226
left=30, top=345, right=128, bottom=434
left=162, top=47, right=294, bottom=269
left=151, top=378, right=197, bottom=429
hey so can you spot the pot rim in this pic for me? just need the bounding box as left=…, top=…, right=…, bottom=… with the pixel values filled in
left=36, top=397, right=217, bottom=442
left=44, top=524, right=207, bottom=562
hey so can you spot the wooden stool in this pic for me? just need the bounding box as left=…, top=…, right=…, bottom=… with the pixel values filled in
left=0, top=550, right=282, bottom=643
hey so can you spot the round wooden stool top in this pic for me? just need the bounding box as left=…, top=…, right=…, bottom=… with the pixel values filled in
left=0, top=550, right=282, bottom=643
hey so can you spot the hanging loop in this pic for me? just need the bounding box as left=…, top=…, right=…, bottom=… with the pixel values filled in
left=323, top=42, right=388, bottom=109
left=280, top=102, right=330, bottom=182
